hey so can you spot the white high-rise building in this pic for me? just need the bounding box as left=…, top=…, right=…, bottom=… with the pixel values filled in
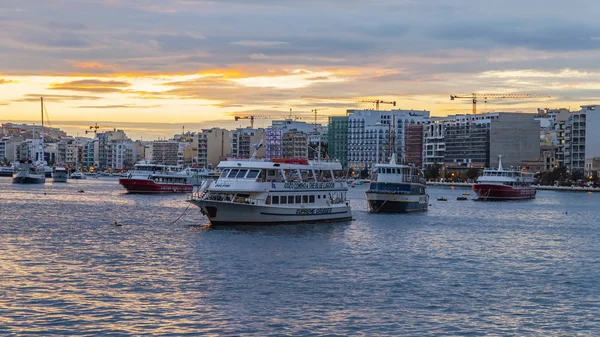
left=346, top=109, right=430, bottom=169
left=565, top=105, right=600, bottom=171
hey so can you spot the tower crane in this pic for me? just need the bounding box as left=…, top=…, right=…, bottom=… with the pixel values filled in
left=450, top=93, right=552, bottom=114
left=85, top=122, right=117, bottom=135
left=311, top=108, right=328, bottom=132
left=301, top=96, right=396, bottom=110
left=234, top=114, right=305, bottom=128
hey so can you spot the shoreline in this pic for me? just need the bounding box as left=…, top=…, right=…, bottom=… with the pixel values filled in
left=425, top=181, right=600, bottom=192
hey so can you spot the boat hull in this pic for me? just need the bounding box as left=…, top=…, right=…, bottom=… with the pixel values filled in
left=472, top=184, right=536, bottom=201
left=12, top=175, right=46, bottom=184
left=119, top=178, right=193, bottom=193
left=52, top=172, right=68, bottom=182
left=366, top=192, right=428, bottom=213
left=0, top=171, right=13, bottom=177
left=188, top=199, right=352, bottom=226
left=366, top=181, right=428, bottom=213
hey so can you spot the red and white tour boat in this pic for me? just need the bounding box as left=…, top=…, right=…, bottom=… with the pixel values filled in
left=119, top=162, right=193, bottom=193
left=472, top=155, right=536, bottom=201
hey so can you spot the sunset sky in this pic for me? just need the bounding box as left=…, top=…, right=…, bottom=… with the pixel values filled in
left=2, top=0, right=600, bottom=139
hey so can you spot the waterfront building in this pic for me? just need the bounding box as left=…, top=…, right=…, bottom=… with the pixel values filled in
left=346, top=109, right=430, bottom=169
left=423, top=112, right=540, bottom=170
left=404, top=124, right=424, bottom=168
left=422, top=118, right=446, bottom=168
left=327, top=116, right=349, bottom=168
left=564, top=105, right=600, bottom=172
left=282, top=130, right=309, bottom=159
left=197, top=128, right=231, bottom=169
left=266, top=119, right=321, bottom=160
left=231, top=128, right=266, bottom=158
left=150, top=141, right=180, bottom=166
left=0, top=136, right=21, bottom=163
left=265, top=129, right=283, bottom=159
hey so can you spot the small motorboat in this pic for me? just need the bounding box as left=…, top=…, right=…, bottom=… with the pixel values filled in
left=437, top=197, right=447, bottom=201
left=457, top=196, right=468, bottom=200
left=462, top=191, right=471, bottom=195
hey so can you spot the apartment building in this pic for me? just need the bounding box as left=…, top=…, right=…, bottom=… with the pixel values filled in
left=197, top=128, right=231, bottom=168
left=346, top=109, right=430, bottom=169
left=231, top=128, right=266, bottom=158
left=564, top=105, right=600, bottom=172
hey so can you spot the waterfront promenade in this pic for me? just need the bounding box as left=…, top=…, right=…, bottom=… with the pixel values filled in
left=426, top=181, right=600, bottom=192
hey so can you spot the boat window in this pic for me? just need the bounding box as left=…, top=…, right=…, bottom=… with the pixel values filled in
left=299, top=169, right=315, bottom=182
left=295, top=195, right=301, bottom=203
left=302, top=195, right=308, bottom=203
left=280, top=195, right=287, bottom=204
left=289, top=196, right=295, bottom=204
left=317, top=169, right=333, bottom=182
left=266, top=196, right=271, bottom=204
left=317, top=195, right=321, bottom=199
left=309, top=195, right=315, bottom=203
left=228, top=169, right=239, bottom=178
left=247, top=169, right=260, bottom=179
left=387, top=168, right=392, bottom=174
left=333, top=170, right=346, bottom=182
left=256, top=170, right=266, bottom=182
left=236, top=169, right=248, bottom=178
left=284, top=169, right=301, bottom=182
left=272, top=196, right=279, bottom=204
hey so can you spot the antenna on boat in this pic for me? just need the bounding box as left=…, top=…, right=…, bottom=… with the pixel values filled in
left=250, top=139, right=264, bottom=160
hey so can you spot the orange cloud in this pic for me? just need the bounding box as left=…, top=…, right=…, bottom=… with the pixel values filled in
left=49, top=79, right=131, bottom=93
left=69, top=61, right=116, bottom=71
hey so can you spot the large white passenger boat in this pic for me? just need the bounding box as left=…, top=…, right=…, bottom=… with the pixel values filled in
left=188, top=158, right=352, bottom=226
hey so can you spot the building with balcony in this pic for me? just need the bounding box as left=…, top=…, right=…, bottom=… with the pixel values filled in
left=346, top=109, right=430, bottom=169
left=231, top=128, right=266, bottom=158
left=564, top=105, right=600, bottom=172
left=282, top=130, right=309, bottom=159
left=197, top=128, right=231, bottom=168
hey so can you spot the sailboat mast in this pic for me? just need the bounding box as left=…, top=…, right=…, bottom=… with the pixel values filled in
left=40, top=97, right=44, bottom=163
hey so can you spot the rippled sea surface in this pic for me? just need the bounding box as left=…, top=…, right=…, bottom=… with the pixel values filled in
left=2, top=178, right=600, bottom=336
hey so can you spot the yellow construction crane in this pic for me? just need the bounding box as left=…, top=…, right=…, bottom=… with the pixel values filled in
left=85, top=122, right=116, bottom=135
left=234, top=115, right=305, bottom=128
left=301, top=95, right=397, bottom=110
left=450, top=93, right=552, bottom=114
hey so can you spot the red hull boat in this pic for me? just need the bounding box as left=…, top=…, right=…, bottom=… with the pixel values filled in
left=118, top=162, right=193, bottom=194
left=119, top=178, right=193, bottom=193
left=472, top=183, right=536, bottom=200
left=473, top=155, right=536, bottom=201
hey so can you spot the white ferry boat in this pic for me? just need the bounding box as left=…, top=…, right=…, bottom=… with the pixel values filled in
left=366, top=154, right=428, bottom=213
left=188, top=158, right=352, bottom=226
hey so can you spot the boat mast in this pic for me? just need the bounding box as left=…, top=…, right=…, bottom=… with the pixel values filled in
left=389, top=114, right=396, bottom=165
left=40, top=97, right=44, bottom=163
left=497, top=154, right=503, bottom=171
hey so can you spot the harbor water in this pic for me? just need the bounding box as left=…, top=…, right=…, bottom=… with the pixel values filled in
left=1, top=178, right=600, bottom=335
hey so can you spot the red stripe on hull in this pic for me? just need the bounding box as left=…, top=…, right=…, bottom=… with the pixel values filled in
left=119, top=178, right=193, bottom=193
left=472, top=184, right=536, bottom=201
